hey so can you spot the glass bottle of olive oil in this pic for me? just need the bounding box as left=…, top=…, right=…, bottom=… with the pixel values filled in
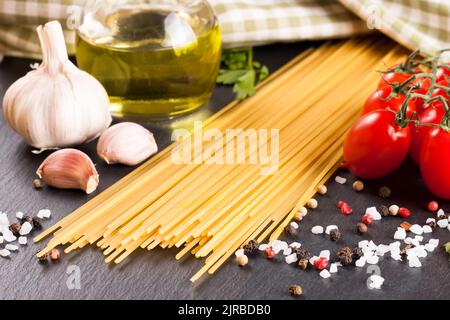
left=76, top=1, right=221, bottom=118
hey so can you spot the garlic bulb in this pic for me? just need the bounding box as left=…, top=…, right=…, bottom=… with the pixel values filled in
left=97, top=122, right=158, bottom=166
left=37, top=149, right=99, bottom=194
left=2, top=21, right=112, bottom=150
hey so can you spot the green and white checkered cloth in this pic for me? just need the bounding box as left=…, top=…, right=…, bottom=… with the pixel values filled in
left=0, top=0, right=449, bottom=59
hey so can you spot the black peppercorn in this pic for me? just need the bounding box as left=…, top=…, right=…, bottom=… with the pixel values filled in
left=329, top=228, right=341, bottom=242
left=338, top=254, right=352, bottom=266
left=289, top=284, right=303, bottom=297
left=32, top=217, right=43, bottom=230
left=9, top=223, right=21, bottom=236
left=297, top=258, right=308, bottom=270
left=378, top=205, right=390, bottom=217
left=20, top=216, right=33, bottom=224
left=378, top=186, right=391, bottom=198
left=352, top=247, right=363, bottom=259
left=293, top=248, right=310, bottom=260
left=243, top=239, right=258, bottom=255
left=284, top=224, right=297, bottom=236
left=337, top=246, right=353, bottom=257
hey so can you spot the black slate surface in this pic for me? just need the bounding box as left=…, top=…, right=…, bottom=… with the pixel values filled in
left=0, top=42, right=449, bottom=300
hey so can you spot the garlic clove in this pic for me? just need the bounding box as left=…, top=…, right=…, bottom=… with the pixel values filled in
left=97, top=122, right=158, bottom=166
left=36, top=149, right=99, bottom=194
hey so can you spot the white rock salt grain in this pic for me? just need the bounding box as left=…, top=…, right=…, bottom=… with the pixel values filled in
left=319, top=269, right=331, bottom=279
left=429, top=239, right=439, bottom=247
left=18, top=236, right=27, bottom=245
left=409, top=224, right=423, bottom=235
left=355, top=257, right=366, bottom=267
left=2, top=229, right=16, bottom=242
left=19, top=222, right=32, bottom=235
left=0, top=213, right=9, bottom=227
left=376, top=245, right=390, bottom=256
left=437, top=219, right=449, bottom=228
left=368, top=275, right=384, bottom=289
left=5, top=244, right=18, bottom=251
left=272, top=240, right=288, bottom=254
left=394, top=228, right=406, bottom=240
left=283, top=247, right=292, bottom=256
left=437, top=209, right=445, bottom=218
left=235, top=249, right=245, bottom=257
left=329, top=263, right=338, bottom=273
left=414, top=235, right=423, bottom=242
left=358, top=240, right=369, bottom=248
left=407, top=255, right=422, bottom=268
left=335, top=176, right=347, bottom=184
left=391, top=253, right=402, bottom=261
left=258, top=244, right=269, bottom=251
left=389, top=205, right=400, bottom=216
left=289, top=242, right=301, bottom=249
left=309, top=256, right=319, bottom=265
left=38, top=209, right=51, bottom=219
left=426, top=218, right=436, bottom=224
left=424, top=243, right=436, bottom=252
left=404, top=237, right=413, bottom=244
left=422, top=225, right=433, bottom=234
left=285, top=253, right=298, bottom=264
left=411, top=239, right=421, bottom=247
left=0, top=236, right=3, bottom=244
left=366, top=207, right=382, bottom=220
left=0, top=249, right=11, bottom=257
left=319, top=250, right=330, bottom=260
left=15, top=211, right=24, bottom=219
left=366, top=255, right=379, bottom=265
left=311, top=226, right=324, bottom=235
left=325, top=225, right=338, bottom=235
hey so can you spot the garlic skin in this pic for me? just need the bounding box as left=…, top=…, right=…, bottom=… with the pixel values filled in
left=37, top=149, right=99, bottom=194
left=2, top=21, right=112, bottom=150
left=97, top=122, right=158, bottom=166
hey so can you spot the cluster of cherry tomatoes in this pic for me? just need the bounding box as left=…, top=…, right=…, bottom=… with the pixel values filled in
left=343, top=50, right=450, bottom=200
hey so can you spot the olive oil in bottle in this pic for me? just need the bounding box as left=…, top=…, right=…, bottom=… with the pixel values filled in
left=76, top=4, right=221, bottom=118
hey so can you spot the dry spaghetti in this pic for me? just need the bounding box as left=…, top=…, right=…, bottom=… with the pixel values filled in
left=35, top=37, right=407, bottom=282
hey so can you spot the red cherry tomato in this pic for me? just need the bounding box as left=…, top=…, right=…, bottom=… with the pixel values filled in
left=420, top=126, right=450, bottom=200
left=361, top=86, right=416, bottom=118
left=378, top=65, right=420, bottom=89
left=409, top=102, right=445, bottom=164
left=436, top=64, right=450, bottom=83
left=431, top=79, right=450, bottom=102
left=411, top=77, right=431, bottom=113
left=343, top=110, right=410, bottom=179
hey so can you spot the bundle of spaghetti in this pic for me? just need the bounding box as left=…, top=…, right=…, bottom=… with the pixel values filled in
left=35, top=37, right=408, bottom=282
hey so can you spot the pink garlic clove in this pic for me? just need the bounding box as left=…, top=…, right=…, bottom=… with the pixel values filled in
left=36, top=148, right=99, bottom=194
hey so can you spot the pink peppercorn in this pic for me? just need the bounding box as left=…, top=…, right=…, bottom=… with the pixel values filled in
left=361, top=213, right=374, bottom=225
left=264, top=247, right=276, bottom=259
left=314, top=257, right=328, bottom=270
left=340, top=203, right=352, bottom=215
left=398, top=207, right=411, bottom=218
left=427, top=201, right=439, bottom=212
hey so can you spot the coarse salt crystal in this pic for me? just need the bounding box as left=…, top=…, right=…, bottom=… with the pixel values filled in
left=411, top=239, right=420, bottom=247
left=19, top=222, right=32, bottom=235
left=358, top=240, right=369, bottom=248
left=290, top=222, right=299, bottom=229
left=394, top=228, right=406, bottom=240
left=426, top=218, right=436, bottom=224
left=319, top=250, right=330, bottom=260
left=422, top=225, right=432, bottom=234
left=285, top=253, right=298, bottom=264
left=15, top=211, right=24, bottom=219
left=37, top=209, right=51, bottom=219
left=368, top=275, right=384, bottom=289
left=404, top=237, right=413, bottom=245
left=309, top=256, right=319, bottom=265
left=407, top=255, right=422, bottom=268
left=329, top=263, right=338, bottom=273
left=334, top=176, right=347, bottom=184
left=0, top=213, right=9, bottom=228
left=414, top=235, right=423, bottom=242
left=325, top=225, right=338, bottom=235
left=0, top=249, right=11, bottom=257
left=355, top=257, right=366, bottom=267
left=5, top=244, right=18, bottom=251
left=272, top=240, right=288, bottom=254
left=311, top=226, right=324, bottom=235
left=366, top=207, right=382, bottom=220
left=391, top=253, right=402, bottom=261
left=289, top=242, right=301, bottom=249
left=258, top=244, right=269, bottom=251
left=409, top=224, right=423, bottom=235
left=428, top=239, right=439, bottom=247
left=366, top=255, right=379, bottom=265
left=424, top=243, right=436, bottom=252
left=2, top=229, right=16, bottom=242
left=235, top=249, right=245, bottom=257
left=18, top=236, right=27, bottom=245
left=437, top=219, right=449, bottom=228
left=368, top=241, right=377, bottom=251
left=376, top=244, right=390, bottom=256
left=0, top=236, right=3, bottom=244
left=437, top=209, right=445, bottom=218
left=283, top=247, right=292, bottom=256
left=319, top=269, right=331, bottom=279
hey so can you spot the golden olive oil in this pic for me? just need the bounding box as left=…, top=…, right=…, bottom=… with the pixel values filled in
left=76, top=8, right=221, bottom=118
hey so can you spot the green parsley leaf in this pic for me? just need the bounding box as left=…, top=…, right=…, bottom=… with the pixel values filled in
left=217, top=48, right=269, bottom=100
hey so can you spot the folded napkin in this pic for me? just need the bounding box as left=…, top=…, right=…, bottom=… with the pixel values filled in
left=0, top=0, right=449, bottom=58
